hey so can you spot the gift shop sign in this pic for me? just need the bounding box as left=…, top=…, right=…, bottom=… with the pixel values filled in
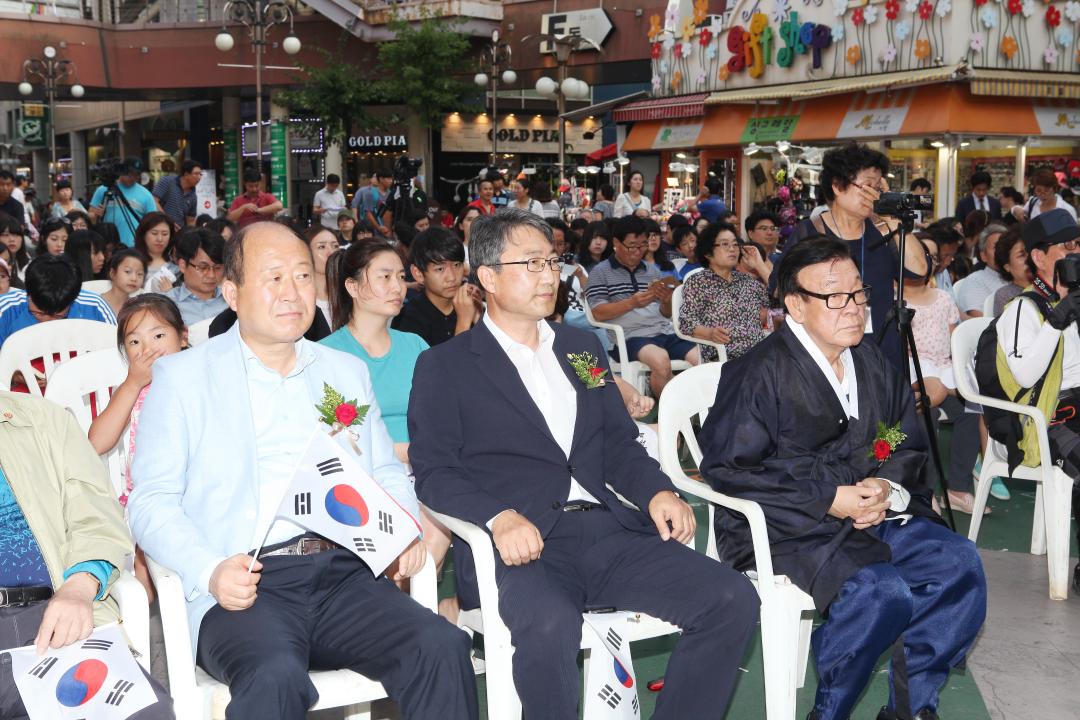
left=838, top=105, right=911, bottom=138
left=1034, top=106, right=1080, bottom=137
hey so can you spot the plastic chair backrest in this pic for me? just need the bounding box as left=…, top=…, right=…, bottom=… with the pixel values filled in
left=657, top=362, right=724, bottom=473
left=672, top=283, right=728, bottom=364
left=982, top=292, right=996, bottom=318
left=82, top=279, right=112, bottom=294
left=186, top=318, right=213, bottom=346
left=951, top=276, right=967, bottom=305
left=0, top=319, right=118, bottom=397
left=44, top=348, right=129, bottom=497
left=951, top=316, right=994, bottom=403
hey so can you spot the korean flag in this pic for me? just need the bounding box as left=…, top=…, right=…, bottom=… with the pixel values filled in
left=6, top=624, right=156, bottom=719
left=273, top=430, right=421, bottom=577
left=582, top=612, right=640, bottom=720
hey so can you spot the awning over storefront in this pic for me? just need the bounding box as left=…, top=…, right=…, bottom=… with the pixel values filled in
left=705, top=64, right=971, bottom=105
left=613, top=93, right=709, bottom=123
left=585, top=143, right=618, bottom=163
left=969, top=70, right=1080, bottom=100
left=561, top=91, right=649, bottom=122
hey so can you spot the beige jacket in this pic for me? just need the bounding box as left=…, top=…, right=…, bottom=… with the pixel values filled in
left=0, top=391, right=132, bottom=626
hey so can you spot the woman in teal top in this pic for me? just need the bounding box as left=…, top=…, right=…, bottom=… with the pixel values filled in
left=320, top=241, right=429, bottom=465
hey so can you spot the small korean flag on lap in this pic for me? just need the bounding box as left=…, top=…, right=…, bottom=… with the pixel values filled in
left=582, top=612, right=640, bottom=720
left=273, top=430, right=421, bottom=577
left=6, top=624, right=155, bottom=719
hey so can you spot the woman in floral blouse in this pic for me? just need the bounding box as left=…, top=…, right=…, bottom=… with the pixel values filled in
left=678, top=222, right=769, bottom=362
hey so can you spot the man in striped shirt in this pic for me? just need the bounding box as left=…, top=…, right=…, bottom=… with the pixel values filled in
left=584, top=215, right=700, bottom=396
left=0, top=255, right=115, bottom=348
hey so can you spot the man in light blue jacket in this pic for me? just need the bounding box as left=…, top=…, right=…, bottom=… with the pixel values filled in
left=128, top=221, right=476, bottom=720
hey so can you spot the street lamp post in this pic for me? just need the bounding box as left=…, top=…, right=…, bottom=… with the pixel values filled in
left=215, top=1, right=301, bottom=169
left=18, top=45, right=84, bottom=184
left=474, top=31, right=516, bottom=166
left=526, top=34, right=600, bottom=182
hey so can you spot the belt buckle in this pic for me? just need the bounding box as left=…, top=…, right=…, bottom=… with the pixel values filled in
left=297, top=537, right=318, bottom=555
left=0, top=588, right=9, bottom=607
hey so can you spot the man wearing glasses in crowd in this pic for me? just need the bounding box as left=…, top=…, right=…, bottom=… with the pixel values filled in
left=585, top=215, right=700, bottom=397
left=162, top=227, right=227, bottom=326
left=701, top=236, right=986, bottom=720
left=745, top=210, right=784, bottom=261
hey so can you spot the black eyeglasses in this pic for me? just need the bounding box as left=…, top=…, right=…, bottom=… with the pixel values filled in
left=797, top=285, right=872, bottom=309
left=489, top=257, right=563, bottom=273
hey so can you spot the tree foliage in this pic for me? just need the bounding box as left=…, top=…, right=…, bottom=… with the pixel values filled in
left=375, top=15, right=474, bottom=129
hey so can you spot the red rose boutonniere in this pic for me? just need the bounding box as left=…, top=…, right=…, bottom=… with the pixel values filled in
left=316, top=383, right=370, bottom=452
left=566, top=352, right=608, bottom=389
left=869, top=421, right=907, bottom=463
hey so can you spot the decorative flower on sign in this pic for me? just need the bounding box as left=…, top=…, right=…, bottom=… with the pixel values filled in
left=969, top=31, right=986, bottom=51
left=1007, top=0, right=1022, bottom=14
left=1001, top=34, right=1019, bottom=58
left=1047, top=4, right=1062, bottom=26
left=975, top=0, right=989, bottom=6
left=915, top=38, right=932, bottom=58
left=982, top=5, right=1000, bottom=25
left=693, top=0, right=710, bottom=24
left=847, top=44, right=863, bottom=64
left=648, top=14, right=663, bottom=41
left=1044, top=45, right=1059, bottom=64
left=883, top=43, right=899, bottom=62
left=719, top=65, right=731, bottom=81
left=935, top=0, right=952, bottom=17
left=853, top=6, right=865, bottom=24
left=834, top=0, right=849, bottom=16
left=681, top=17, right=696, bottom=42
left=660, top=59, right=670, bottom=73
left=1056, top=27, right=1075, bottom=47
left=905, top=0, right=920, bottom=12
left=865, top=4, right=880, bottom=23
left=696, top=69, right=708, bottom=85
left=651, top=42, right=662, bottom=60
left=918, top=1, right=933, bottom=19
left=664, top=3, right=679, bottom=28
left=1067, top=0, right=1080, bottom=22
left=706, top=43, right=718, bottom=60
left=1022, top=0, right=1034, bottom=17
left=700, top=28, right=713, bottom=46
left=896, top=19, right=913, bottom=39
left=651, top=74, right=662, bottom=91
left=772, top=0, right=792, bottom=24
left=672, top=70, right=683, bottom=90
left=663, top=35, right=676, bottom=50
left=832, top=22, right=846, bottom=41
left=886, top=0, right=900, bottom=19
left=680, top=41, right=693, bottom=58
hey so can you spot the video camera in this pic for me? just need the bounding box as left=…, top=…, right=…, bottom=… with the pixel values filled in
left=94, top=157, right=143, bottom=189
left=393, top=155, right=423, bottom=186
left=873, top=192, right=933, bottom=219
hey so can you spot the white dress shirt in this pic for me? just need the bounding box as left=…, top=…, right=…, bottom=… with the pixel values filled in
left=242, top=338, right=319, bottom=547
left=483, top=314, right=599, bottom=528
left=788, top=319, right=911, bottom=511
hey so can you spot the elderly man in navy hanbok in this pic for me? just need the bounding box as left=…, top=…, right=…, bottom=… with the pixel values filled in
left=699, top=236, right=986, bottom=720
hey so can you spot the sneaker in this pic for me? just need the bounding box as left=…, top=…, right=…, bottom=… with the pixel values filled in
left=948, top=490, right=991, bottom=515
left=989, top=477, right=1011, bottom=500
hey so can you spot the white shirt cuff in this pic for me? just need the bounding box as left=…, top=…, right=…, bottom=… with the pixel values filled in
left=486, top=508, right=516, bottom=531
left=882, top=479, right=911, bottom=512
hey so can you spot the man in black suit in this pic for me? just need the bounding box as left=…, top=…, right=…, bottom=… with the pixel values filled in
left=955, top=170, right=1001, bottom=223
left=408, top=209, right=759, bottom=720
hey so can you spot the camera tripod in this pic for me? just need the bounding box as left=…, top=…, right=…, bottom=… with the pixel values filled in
left=876, top=213, right=957, bottom=531
left=99, top=181, right=140, bottom=239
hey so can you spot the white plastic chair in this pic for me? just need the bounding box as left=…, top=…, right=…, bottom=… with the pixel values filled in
left=82, top=279, right=113, bottom=294
left=186, top=318, right=213, bottom=346
left=952, top=317, right=1073, bottom=600
left=582, top=298, right=690, bottom=396
left=147, top=552, right=438, bottom=720
left=427, top=509, right=682, bottom=720
left=982, top=292, right=996, bottom=319
left=657, top=363, right=815, bottom=720
left=43, top=348, right=150, bottom=667
left=0, top=319, right=117, bottom=397
left=671, top=283, right=728, bottom=364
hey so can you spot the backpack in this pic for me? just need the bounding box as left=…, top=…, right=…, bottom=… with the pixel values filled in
left=973, top=291, right=1063, bottom=472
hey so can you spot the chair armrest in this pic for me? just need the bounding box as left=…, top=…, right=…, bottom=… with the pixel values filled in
left=425, top=510, right=513, bottom=645
left=954, top=388, right=1056, bottom=481
left=670, top=475, right=781, bottom=603
left=111, top=569, right=150, bottom=670
left=408, top=552, right=438, bottom=612
left=145, top=556, right=199, bottom=700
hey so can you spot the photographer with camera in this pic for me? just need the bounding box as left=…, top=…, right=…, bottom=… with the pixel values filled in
left=88, top=158, right=159, bottom=248
left=994, top=209, right=1080, bottom=591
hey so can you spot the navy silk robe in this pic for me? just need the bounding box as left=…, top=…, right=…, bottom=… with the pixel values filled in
left=699, top=323, right=941, bottom=611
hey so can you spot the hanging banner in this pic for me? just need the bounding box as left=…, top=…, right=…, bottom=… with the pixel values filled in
left=195, top=169, right=218, bottom=219
left=223, top=128, right=240, bottom=199
left=270, top=121, right=288, bottom=209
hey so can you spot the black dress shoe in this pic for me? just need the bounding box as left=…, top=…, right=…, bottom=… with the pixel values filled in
left=877, top=707, right=938, bottom=720
left=877, top=707, right=896, bottom=720
left=805, top=711, right=820, bottom=720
